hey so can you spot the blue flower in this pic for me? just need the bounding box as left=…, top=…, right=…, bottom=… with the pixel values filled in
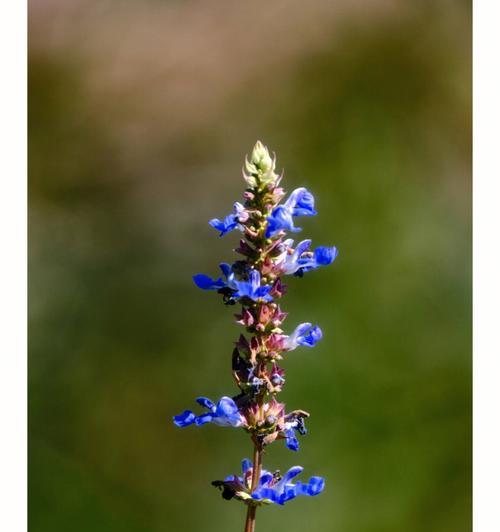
left=232, top=270, right=273, bottom=302
left=297, top=246, right=338, bottom=273
left=284, top=427, right=300, bottom=451
left=266, top=206, right=299, bottom=237
left=265, top=188, right=317, bottom=238
left=283, top=323, right=323, bottom=351
left=209, top=202, right=249, bottom=236
left=278, top=239, right=311, bottom=274
left=212, top=459, right=325, bottom=505
left=277, top=239, right=338, bottom=275
left=283, top=413, right=308, bottom=451
left=193, top=263, right=233, bottom=291
left=287, top=188, right=316, bottom=217
left=193, top=266, right=273, bottom=303
left=173, top=396, right=245, bottom=428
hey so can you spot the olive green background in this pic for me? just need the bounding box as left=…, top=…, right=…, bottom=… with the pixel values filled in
left=29, top=1, right=471, bottom=531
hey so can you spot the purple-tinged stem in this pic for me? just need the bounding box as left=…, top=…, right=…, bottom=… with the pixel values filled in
left=244, top=439, right=263, bottom=532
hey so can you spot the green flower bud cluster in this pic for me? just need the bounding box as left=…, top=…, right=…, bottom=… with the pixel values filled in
left=244, top=140, right=280, bottom=188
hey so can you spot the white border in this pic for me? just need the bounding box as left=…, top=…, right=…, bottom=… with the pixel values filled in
left=474, top=1, right=500, bottom=531
left=0, top=1, right=490, bottom=531
left=0, top=1, right=27, bottom=531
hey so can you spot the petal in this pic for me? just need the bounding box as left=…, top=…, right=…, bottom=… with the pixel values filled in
left=314, top=246, right=338, bottom=265
left=173, top=410, right=196, bottom=428
left=248, top=270, right=260, bottom=290
left=283, top=187, right=305, bottom=210
left=252, top=487, right=278, bottom=503
left=233, top=279, right=250, bottom=298
left=259, top=471, right=274, bottom=487
left=280, top=484, right=297, bottom=504
left=219, top=263, right=232, bottom=279
left=216, top=397, right=239, bottom=416
left=255, top=285, right=273, bottom=301
left=307, top=476, right=325, bottom=495
left=195, top=413, right=214, bottom=425
left=213, top=397, right=244, bottom=427
left=298, top=325, right=323, bottom=347
left=284, top=188, right=317, bottom=217
left=241, top=459, right=252, bottom=474
left=294, top=481, right=310, bottom=496
left=193, top=274, right=225, bottom=290
left=265, top=206, right=298, bottom=237
left=285, top=428, right=300, bottom=451
left=295, top=239, right=312, bottom=255
left=283, top=322, right=313, bottom=350
left=294, top=322, right=313, bottom=337
left=196, top=397, right=215, bottom=410
left=208, top=218, right=225, bottom=231
left=282, top=466, right=304, bottom=483
left=209, top=212, right=240, bottom=236
left=213, top=414, right=243, bottom=427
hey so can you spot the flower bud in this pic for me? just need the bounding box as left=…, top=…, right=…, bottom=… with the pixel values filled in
left=242, top=167, right=257, bottom=189
left=251, top=141, right=274, bottom=173
left=243, top=141, right=279, bottom=188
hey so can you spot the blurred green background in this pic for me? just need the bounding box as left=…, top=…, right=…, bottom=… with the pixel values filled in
left=29, top=1, right=471, bottom=531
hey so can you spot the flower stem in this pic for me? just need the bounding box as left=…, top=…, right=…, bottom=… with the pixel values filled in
left=244, top=505, right=257, bottom=532
left=244, top=440, right=263, bottom=532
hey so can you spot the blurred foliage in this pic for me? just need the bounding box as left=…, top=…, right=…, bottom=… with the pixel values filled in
left=29, top=1, right=471, bottom=531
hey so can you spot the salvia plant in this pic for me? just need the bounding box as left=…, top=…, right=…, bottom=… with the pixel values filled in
left=173, top=141, right=338, bottom=532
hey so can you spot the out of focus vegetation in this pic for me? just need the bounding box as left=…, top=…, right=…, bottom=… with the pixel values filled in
left=29, top=1, right=471, bottom=531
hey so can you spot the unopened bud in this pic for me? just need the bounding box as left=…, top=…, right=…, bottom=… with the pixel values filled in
left=243, top=141, right=279, bottom=188
left=251, top=141, right=274, bottom=173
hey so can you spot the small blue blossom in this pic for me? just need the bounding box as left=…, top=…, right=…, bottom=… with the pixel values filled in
left=283, top=323, right=323, bottom=351
left=266, top=188, right=317, bottom=238
left=284, top=428, right=299, bottom=451
left=283, top=415, right=307, bottom=451
left=297, top=246, right=338, bottom=273
left=209, top=202, right=249, bottom=236
left=193, top=263, right=234, bottom=291
left=193, top=266, right=273, bottom=303
left=287, top=188, right=316, bottom=217
left=278, top=239, right=312, bottom=274
left=277, top=239, right=338, bottom=275
left=266, top=206, right=300, bottom=237
left=212, top=459, right=325, bottom=505
left=232, top=270, right=273, bottom=302
left=173, top=396, right=245, bottom=428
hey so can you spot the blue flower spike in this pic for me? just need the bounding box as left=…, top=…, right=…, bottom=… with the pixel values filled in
left=174, top=142, right=339, bottom=525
